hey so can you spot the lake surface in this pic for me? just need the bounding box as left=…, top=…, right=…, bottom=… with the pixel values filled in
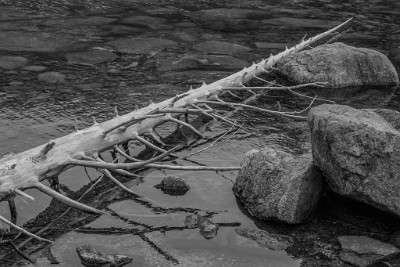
left=0, top=0, right=399, bottom=266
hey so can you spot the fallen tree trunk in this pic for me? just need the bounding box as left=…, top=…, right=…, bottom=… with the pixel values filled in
left=0, top=19, right=352, bottom=242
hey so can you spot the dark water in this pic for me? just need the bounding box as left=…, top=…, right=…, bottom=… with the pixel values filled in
left=0, top=0, right=399, bottom=266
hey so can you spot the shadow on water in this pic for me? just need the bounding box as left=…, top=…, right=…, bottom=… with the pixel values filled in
left=0, top=0, right=400, bottom=266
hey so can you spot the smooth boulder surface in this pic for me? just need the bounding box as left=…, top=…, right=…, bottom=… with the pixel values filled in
left=338, top=236, right=399, bottom=267
left=233, top=147, right=322, bottom=224
left=309, top=104, right=400, bottom=216
left=276, top=42, right=399, bottom=88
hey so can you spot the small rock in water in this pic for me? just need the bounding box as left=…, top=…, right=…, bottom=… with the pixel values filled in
left=38, top=72, right=66, bottom=83
left=184, top=214, right=198, bottom=229
left=107, top=68, right=120, bottom=74
left=338, top=236, right=400, bottom=267
left=76, top=245, right=133, bottom=267
left=0, top=56, right=28, bottom=70
left=158, top=54, right=248, bottom=72
left=154, top=176, right=190, bottom=196
left=197, top=215, right=219, bottom=239
left=235, top=228, right=293, bottom=251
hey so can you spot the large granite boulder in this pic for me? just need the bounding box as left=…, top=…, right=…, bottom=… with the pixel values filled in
left=309, top=104, right=400, bottom=216
left=276, top=42, right=399, bottom=88
left=233, top=147, right=322, bottom=224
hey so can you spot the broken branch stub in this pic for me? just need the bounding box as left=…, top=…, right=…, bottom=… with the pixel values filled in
left=0, top=19, right=352, bottom=242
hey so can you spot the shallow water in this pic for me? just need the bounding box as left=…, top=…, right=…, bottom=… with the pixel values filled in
left=0, top=0, right=399, bottom=266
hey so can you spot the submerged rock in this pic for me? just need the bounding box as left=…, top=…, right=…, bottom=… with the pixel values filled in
left=309, top=104, right=400, bottom=216
left=106, top=37, right=177, bottom=54
left=39, top=16, right=116, bottom=27
left=197, top=215, right=219, bottom=239
left=235, top=228, right=293, bottom=251
left=261, top=17, right=341, bottom=29
left=158, top=54, right=249, bottom=72
left=22, top=65, right=47, bottom=72
left=0, top=56, right=28, bottom=70
left=276, top=42, right=399, bottom=88
left=193, top=41, right=251, bottom=56
left=338, top=236, right=399, bottom=267
left=190, top=9, right=270, bottom=32
left=233, top=147, right=322, bottom=224
left=38, top=72, right=66, bottom=83
left=65, top=50, right=118, bottom=65
left=77, top=245, right=133, bottom=267
left=154, top=176, right=190, bottom=196
left=0, top=31, right=79, bottom=52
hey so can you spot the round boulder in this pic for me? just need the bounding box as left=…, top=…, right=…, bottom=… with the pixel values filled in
left=309, top=104, right=400, bottom=216
left=276, top=42, right=399, bottom=88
